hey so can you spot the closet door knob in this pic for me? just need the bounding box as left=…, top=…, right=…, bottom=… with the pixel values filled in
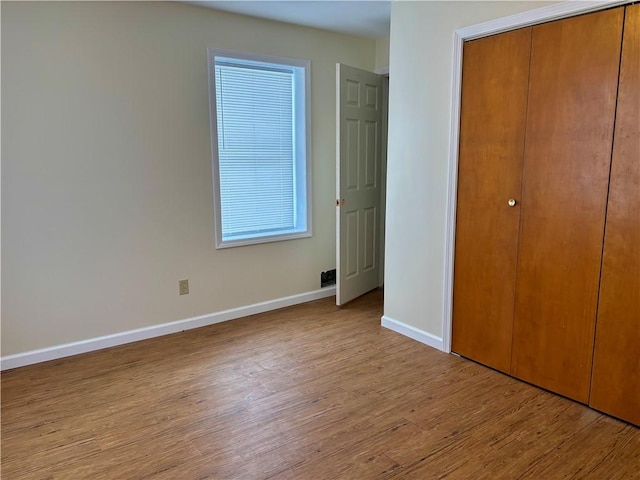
left=508, top=199, right=517, bottom=207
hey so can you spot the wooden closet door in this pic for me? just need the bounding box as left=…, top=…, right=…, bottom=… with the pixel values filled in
left=511, top=8, right=624, bottom=403
left=590, top=4, right=640, bottom=426
left=452, top=28, right=531, bottom=373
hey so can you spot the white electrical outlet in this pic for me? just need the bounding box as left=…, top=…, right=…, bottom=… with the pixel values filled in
left=179, top=279, right=189, bottom=295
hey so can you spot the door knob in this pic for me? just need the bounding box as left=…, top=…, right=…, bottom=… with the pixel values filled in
left=508, top=199, right=517, bottom=207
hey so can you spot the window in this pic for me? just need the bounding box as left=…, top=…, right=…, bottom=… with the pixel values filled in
left=207, top=49, right=312, bottom=248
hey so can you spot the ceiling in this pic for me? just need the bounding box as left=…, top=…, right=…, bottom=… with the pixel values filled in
left=186, top=0, right=392, bottom=38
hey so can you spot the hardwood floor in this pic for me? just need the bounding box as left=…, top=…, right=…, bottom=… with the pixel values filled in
left=2, top=290, right=638, bottom=479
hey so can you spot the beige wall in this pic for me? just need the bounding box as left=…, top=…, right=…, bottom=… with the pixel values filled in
left=375, top=35, right=390, bottom=72
left=384, top=1, right=557, bottom=341
left=1, top=1, right=376, bottom=356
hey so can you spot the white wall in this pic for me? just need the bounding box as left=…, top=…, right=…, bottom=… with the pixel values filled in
left=1, top=1, right=376, bottom=356
left=384, top=1, right=556, bottom=344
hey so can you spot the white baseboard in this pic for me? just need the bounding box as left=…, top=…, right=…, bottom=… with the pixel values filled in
left=1, top=287, right=337, bottom=371
left=381, top=315, right=444, bottom=352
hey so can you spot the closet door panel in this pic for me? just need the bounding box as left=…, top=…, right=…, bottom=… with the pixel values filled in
left=452, top=28, right=531, bottom=373
left=511, top=8, right=624, bottom=402
left=590, top=4, right=640, bottom=426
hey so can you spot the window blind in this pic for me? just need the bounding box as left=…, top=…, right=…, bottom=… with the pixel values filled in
left=215, top=60, right=296, bottom=240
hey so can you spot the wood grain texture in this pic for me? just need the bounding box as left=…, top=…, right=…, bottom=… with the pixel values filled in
left=2, top=290, right=639, bottom=479
left=511, top=7, right=625, bottom=403
left=452, top=27, right=532, bottom=373
left=590, top=4, right=640, bottom=426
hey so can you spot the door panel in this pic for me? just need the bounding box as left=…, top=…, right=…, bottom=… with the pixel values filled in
left=452, top=28, right=532, bottom=373
left=337, top=64, right=383, bottom=305
left=346, top=119, right=359, bottom=190
left=511, top=8, right=624, bottom=402
left=363, top=207, right=376, bottom=271
left=590, top=4, right=640, bottom=426
left=346, top=211, right=359, bottom=278
left=365, top=121, right=377, bottom=188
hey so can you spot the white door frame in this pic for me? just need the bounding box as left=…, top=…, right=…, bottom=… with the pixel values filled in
left=379, top=75, right=389, bottom=288
left=442, top=0, right=630, bottom=353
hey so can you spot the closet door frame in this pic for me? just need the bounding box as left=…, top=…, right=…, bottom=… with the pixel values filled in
left=443, top=0, right=632, bottom=353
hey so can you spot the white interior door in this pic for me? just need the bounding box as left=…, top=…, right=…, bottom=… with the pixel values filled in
left=336, top=64, right=384, bottom=305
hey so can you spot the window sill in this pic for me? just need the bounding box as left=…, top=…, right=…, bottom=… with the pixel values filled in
left=215, top=230, right=312, bottom=249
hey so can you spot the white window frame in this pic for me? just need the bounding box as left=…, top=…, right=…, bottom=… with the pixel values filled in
left=207, top=48, right=312, bottom=249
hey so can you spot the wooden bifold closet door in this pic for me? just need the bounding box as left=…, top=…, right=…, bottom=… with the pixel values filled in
left=452, top=27, right=531, bottom=374
left=589, top=4, right=640, bottom=425
left=510, top=8, right=624, bottom=404
left=453, top=5, right=638, bottom=424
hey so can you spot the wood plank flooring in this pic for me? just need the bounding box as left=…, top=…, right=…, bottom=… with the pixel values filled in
left=2, top=290, right=638, bottom=479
